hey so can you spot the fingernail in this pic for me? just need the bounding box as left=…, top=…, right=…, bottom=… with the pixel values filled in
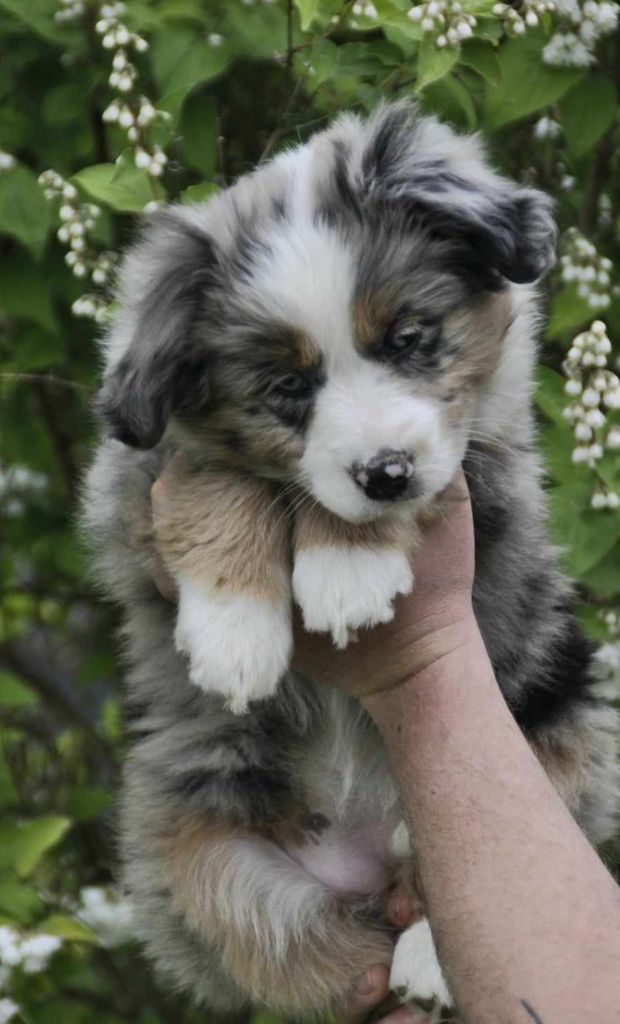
left=355, top=968, right=378, bottom=996
left=391, top=895, right=411, bottom=923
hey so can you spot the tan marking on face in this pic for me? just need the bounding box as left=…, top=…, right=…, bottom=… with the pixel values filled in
left=160, top=811, right=394, bottom=1016
left=354, top=287, right=402, bottom=353
left=152, top=455, right=291, bottom=601
left=266, top=322, right=322, bottom=370
left=438, top=289, right=515, bottom=422
left=293, top=498, right=421, bottom=554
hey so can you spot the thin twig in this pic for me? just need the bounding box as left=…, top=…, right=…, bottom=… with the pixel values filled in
left=0, top=372, right=91, bottom=392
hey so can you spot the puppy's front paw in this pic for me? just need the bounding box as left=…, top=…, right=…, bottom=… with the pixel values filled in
left=175, top=582, right=292, bottom=714
left=390, top=920, right=452, bottom=1009
left=292, top=546, right=413, bottom=648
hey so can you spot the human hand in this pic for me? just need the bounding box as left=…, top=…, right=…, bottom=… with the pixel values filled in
left=150, top=466, right=478, bottom=701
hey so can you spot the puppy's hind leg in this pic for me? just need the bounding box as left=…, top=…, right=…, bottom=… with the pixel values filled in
left=153, top=457, right=292, bottom=713
left=161, top=812, right=394, bottom=1018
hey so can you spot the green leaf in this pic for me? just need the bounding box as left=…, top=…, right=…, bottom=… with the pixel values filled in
left=178, top=93, right=218, bottom=177
left=0, top=670, right=37, bottom=709
left=0, top=879, right=45, bottom=924
left=535, top=365, right=569, bottom=428
left=484, top=31, right=583, bottom=130
left=151, top=25, right=229, bottom=98
left=180, top=182, right=220, bottom=204
left=37, top=915, right=99, bottom=942
left=42, top=83, right=87, bottom=126
left=559, top=73, right=617, bottom=157
left=548, top=488, right=619, bottom=577
left=72, top=152, right=162, bottom=213
left=547, top=285, right=593, bottom=338
left=0, top=0, right=71, bottom=44
left=68, top=784, right=112, bottom=822
left=416, top=37, right=459, bottom=91
left=581, top=542, right=620, bottom=598
left=308, top=38, right=340, bottom=86
left=0, top=166, right=52, bottom=259
left=294, top=0, right=320, bottom=30
left=11, top=324, right=66, bottom=371
left=459, top=38, right=501, bottom=85
left=0, top=255, right=59, bottom=334
left=0, top=817, right=71, bottom=877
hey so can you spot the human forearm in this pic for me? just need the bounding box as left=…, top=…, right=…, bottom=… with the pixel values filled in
left=364, top=620, right=620, bottom=1024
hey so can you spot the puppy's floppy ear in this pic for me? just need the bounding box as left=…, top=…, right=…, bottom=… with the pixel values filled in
left=362, top=101, right=556, bottom=285
left=96, top=209, right=220, bottom=449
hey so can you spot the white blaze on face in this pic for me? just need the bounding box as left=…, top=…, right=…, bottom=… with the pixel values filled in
left=302, top=358, right=461, bottom=521
left=248, top=196, right=463, bottom=523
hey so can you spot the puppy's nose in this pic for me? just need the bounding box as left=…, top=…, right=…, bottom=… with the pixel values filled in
left=352, top=450, right=415, bottom=502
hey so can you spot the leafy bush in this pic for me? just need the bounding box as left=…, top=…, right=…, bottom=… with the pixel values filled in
left=0, top=1, right=619, bottom=1021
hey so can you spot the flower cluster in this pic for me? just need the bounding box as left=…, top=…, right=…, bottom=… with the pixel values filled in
left=94, top=3, right=170, bottom=178
left=55, top=0, right=86, bottom=22
left=39, top=169, right=116, bottom=321
left=407, top=1, right=477, bottom=47
left=76, top=886, right=135, bottom=948
left=563, top=321, right=620, bottom=508
left=543, top=0, right=619, bottom=66
left=560, top=229, right=613, bottom=310
left=493, top=0, right=556, bottom=35
left=0, top=926, right=62, bottom=984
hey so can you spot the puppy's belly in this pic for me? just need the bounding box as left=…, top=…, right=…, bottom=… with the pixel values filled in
left=283, top=822, right=392, bottom=895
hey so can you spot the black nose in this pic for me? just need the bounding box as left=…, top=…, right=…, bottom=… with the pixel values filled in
left=352, top=450, right=415, bottom=502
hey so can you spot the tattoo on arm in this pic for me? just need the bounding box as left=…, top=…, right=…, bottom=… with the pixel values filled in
left=521, top=998, right=545, bottom=1024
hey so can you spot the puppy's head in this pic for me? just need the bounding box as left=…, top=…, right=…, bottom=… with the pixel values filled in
left=98, top=101, right=555, bottom=522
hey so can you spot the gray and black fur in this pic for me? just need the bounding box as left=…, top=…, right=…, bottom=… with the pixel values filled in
left=83, top=102, right=619, bottom=1017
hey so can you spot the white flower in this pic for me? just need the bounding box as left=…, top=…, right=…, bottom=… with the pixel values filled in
left=574, top=422, right=592, bottom=441
left=0, top=928, right=21, bottom=967
left=77, top=887, right=135, bottom=948
left=565, top=378, right=582, bottom=396
left=0, top=999, right=18, bottom=1024
left=134, top=147, right=151, bottom=169
left=543, top=30, right=593, bottom=66
left=582, top=386, right=601, bottom=407
left=19, top=934, right=62, bottom=974
left=607, top=427, right=620, bottom=448
left=585, top=408, right=605, bottom=428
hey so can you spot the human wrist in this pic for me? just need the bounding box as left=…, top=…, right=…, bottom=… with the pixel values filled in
left=361, top=610, right=491, bottom=726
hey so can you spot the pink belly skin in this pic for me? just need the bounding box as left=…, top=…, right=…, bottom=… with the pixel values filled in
left=284, top=822, right=393, bottom=896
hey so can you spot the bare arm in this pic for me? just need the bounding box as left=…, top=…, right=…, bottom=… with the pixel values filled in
left=295, top=474, right=620, bottom=1024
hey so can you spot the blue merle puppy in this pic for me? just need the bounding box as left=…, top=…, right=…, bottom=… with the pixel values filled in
left=83, top=102, right=619, bottom=1018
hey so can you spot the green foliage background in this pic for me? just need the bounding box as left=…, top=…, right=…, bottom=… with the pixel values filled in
left=0, top=1, right=619, bottom=1021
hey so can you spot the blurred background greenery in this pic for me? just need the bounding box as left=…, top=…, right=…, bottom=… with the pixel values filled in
left=0, top=1, right=619, bottom=1022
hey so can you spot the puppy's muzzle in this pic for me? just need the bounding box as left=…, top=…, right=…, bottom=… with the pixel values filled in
left=352, top=449, right=415, bottom=502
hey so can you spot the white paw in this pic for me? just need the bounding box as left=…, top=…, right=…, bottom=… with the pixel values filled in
left=175, top=581, right=292, bottom=714
left=292, top=546, right=413, bottom=648
left=390, top=920, right=452, bottom=1008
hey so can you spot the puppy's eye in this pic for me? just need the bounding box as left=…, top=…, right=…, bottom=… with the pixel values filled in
left=384, top=325, right=424, bottom=356
left=272, top=373, right=312, bottom=398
